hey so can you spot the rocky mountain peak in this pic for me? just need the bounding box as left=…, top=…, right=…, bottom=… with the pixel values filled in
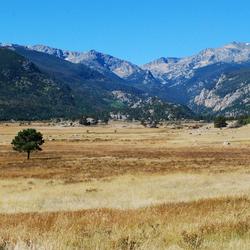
left=143, top=42, right=250, bottom=83
left=26, top=44, right=159, bottom=83
left=28, top=44, right=65, bottom=58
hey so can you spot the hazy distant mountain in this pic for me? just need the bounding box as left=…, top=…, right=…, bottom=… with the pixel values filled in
left=142, top=57, right=181, bottom=83
left=143, top=42, right=250, bottom=83
left=28, top=45, right=160, bottom=85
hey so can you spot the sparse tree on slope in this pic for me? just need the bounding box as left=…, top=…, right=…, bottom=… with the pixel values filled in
left=214, top=116, right=228, bottom=128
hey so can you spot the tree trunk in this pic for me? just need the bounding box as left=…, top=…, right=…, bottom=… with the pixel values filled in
left=27, top=151, right=30, bottom=160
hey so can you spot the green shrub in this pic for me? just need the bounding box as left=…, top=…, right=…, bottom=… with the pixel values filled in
left=238, top=116, right=250, bottom=126
left=214, top=116, right=228, bottom=128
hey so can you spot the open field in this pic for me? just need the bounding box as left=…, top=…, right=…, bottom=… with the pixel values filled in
left=0, top=122, right=250, bottom=249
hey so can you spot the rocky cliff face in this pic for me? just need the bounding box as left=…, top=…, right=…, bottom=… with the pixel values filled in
left=142, top=42, right=250, bottom=115
left=192, top=69, right=250, bottom=116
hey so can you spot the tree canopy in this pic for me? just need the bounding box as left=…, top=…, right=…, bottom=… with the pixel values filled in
left=11, top=129, right=44, bottom=159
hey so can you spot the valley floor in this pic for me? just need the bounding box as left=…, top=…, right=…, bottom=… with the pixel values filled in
left=0, top=121, right=250, bottom=249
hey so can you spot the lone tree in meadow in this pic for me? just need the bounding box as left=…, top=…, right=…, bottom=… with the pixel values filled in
left=11, top=129, right=44, bottom=160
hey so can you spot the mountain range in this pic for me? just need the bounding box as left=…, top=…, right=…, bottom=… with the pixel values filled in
left=0, top=41, right=249, bottom=120
left=0, top=44, right=192, bottom=121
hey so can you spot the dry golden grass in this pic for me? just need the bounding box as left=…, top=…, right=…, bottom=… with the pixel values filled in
left=1, top=173, right=250, bottom=213
left=0, top=123, right=250, bottom=181
left=1, top=197, right=250, bottom=249
left=0, top=122, right=250, bottom=249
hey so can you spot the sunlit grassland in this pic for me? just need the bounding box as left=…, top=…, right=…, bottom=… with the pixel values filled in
left=0, top=122, right=250, bottom=249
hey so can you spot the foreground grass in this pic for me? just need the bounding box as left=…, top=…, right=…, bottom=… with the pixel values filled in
left=1, top=197, right=250, bottom=249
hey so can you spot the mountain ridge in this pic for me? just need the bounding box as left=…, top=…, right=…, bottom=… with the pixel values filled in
left=0, top=45, right=194, bottom=121
left=1, top=41, right=250, bottom=117
left=27, top=45, right=160, bottom=86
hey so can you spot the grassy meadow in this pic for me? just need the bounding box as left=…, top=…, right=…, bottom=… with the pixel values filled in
left=0, top=121, right=250, bottom=249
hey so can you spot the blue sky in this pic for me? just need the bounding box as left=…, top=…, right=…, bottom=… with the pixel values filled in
left=1, top=0, right=250, bottom=64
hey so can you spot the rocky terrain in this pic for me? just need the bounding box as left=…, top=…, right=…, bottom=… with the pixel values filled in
left=143, top=42, right=250, bottom=81
left=143, top=42, right=250, bottom=115
left=28, top=45, right=160, bottom=85
left=26, top=42, right=250, bottom=116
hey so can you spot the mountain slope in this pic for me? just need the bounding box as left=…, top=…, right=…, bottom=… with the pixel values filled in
left=30, top=42, right=250, bottom=116
left=2, top=41, right=248, bottom=118
left=193, top=66, right=250, bottom=115
left=11, top=45, right=153, bottom=114
left=142, top=42, right=250, bottom=115
left=0, top=45, right=146, bottom=119
left=0, top=45, right=194, bottom=121
left=0, top=48, right=76, bottom=120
